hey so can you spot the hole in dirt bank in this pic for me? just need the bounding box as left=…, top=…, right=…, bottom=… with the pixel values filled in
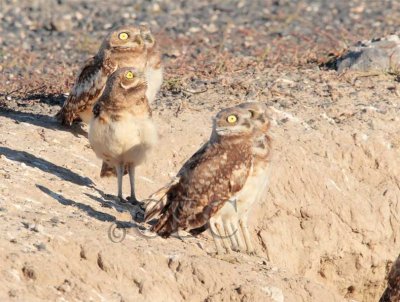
left=97, top=253, right=106, bottom=272
left=347, top=285, right=355, bottom=294
left=80, top=246, right=87, bottom=260
left=22, top=265, right=37, bottom=280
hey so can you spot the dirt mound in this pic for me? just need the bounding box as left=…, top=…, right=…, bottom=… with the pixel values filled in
left=0, top=101, right=346, bottom=302
left=1, top=67, right=399, bottom=301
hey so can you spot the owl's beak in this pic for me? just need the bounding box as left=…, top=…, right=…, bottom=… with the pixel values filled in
left=134, top=35, right=144, bottom=46
left=215, top=127, right=231, bottom=135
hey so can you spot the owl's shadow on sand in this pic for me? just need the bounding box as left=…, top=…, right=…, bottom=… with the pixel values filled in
left=37, top=184, right=116, bottom=223
left=85, top=191, right=146, bottom=224
left=0, top=107, right=87, bottom=137
left=0, top=146, right=93, bottom=187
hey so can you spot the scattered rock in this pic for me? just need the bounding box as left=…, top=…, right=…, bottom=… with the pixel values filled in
left=263, top=286, right=284, bottom=302
left=56, top=279, right=72, bottom=293
left=49, top=18, right=73, bottom=32
left=8, top=289, right=17, bottom=298
left=33, top=243, right=46, bottom=251
left=336, top=34, right=400, bottom=72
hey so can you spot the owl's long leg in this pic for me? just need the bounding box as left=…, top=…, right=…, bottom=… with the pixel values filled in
left=239, top=217, right=255, bottom=254
left=116, top=163, right=124, bottom=202
left=214, top=220, right=232, bottom=254
left=209, top=218, right=226, bottom=254
left=231, top=219, right=247, bottom=252
left=128, top=163, right=139, bottom=204
left=223, top=219, right=239, bottom=252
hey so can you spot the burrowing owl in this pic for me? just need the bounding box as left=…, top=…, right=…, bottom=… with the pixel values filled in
left=146, top=106, right=256, bottom=254
left=140, top=23, right=163, bottom=104
left=223, top=102, right=271, bottom=253
left=57, top=25, right=148, bottom=125
left=146, top=102, right=271, bottom=254
left=380, top=254, right=400, bottom=302
left=99, top=24, right=163, bottom=178
left=88, top=67, right=157, bottom=204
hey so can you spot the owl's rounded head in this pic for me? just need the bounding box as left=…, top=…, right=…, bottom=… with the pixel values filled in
left=237, top=102, right=270, bottom=132
left=107, top=67, right=147, bottom=96
left=104, top=25, right=145, bottom=53
left=214, top=107, right=254, bottom=137
left=118, top=67, right=146, bottom=90
left=139, top=23, right=156, bottom=49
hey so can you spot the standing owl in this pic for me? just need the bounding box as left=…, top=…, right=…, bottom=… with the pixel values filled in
left=56, top=25, right=159, bottom=126
left=88, top=67, right=157, bottom=204
left=145, top=102, right=272, bottom=254
left=91, top=24, right=163, bottom=178
left=222, top=102, right=271, bottom=253
left=146, top=106, right=256, bottom=254
left=380, top=254, right=400, bottom=302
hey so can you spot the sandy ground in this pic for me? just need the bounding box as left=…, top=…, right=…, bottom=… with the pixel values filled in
left=1, top=0, right=400, bottom=301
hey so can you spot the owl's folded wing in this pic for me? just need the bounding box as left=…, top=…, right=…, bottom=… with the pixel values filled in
left=56, top=56, right=116, bottom=125
left=152, top=143, right=252, bottom=236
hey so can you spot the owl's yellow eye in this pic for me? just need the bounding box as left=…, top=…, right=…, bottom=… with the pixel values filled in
left=118, top=32, right=129, bottom=40
left=227, top=115, right=238, bottom=124
left=125, top=71, right=135, bottom=79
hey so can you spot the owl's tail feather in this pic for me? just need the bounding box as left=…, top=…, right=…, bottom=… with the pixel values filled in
left=189, top=223, right=209, bottom=236
left=55, top=93, right=82, bottom=126
left=55, top=106, right=73, bottom=126
left=144, top=177, right=179, bottom=222
left=151, top=210, right=173, bottom=238
left=144, top=193, right=168, bottom=222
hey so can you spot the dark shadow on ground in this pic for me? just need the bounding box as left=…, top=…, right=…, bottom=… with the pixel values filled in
left=84, top=192, right=126, bottom=213
left=37, top=185, right=150, bottom=242
left=20, top=92, right=66, bottom=107
left=37, top=185, right=116, bottom=222
left=0, top=107, right=87, bottom=137
left=0, top=146, right=93, bottom=187
left=85, top=191, right=145, bottom=223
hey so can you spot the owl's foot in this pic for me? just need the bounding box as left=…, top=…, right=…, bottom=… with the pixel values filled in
left=117, top=196, right=127, bottom=204
left=131, top=205, right=145, bottom=223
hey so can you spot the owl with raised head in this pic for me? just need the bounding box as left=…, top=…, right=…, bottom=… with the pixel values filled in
left=146, top=106, right=256, bottom=254
left=380, top=254, right=400, bottom=302
left=56, top=25, right=150, bottom=125
left=88, top=67, right=157, bottom=204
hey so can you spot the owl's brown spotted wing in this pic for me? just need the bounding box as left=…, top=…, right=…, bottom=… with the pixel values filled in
left=152, top=138, right=253, bottom=237
left=56, top=56, right=116, bottom=125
